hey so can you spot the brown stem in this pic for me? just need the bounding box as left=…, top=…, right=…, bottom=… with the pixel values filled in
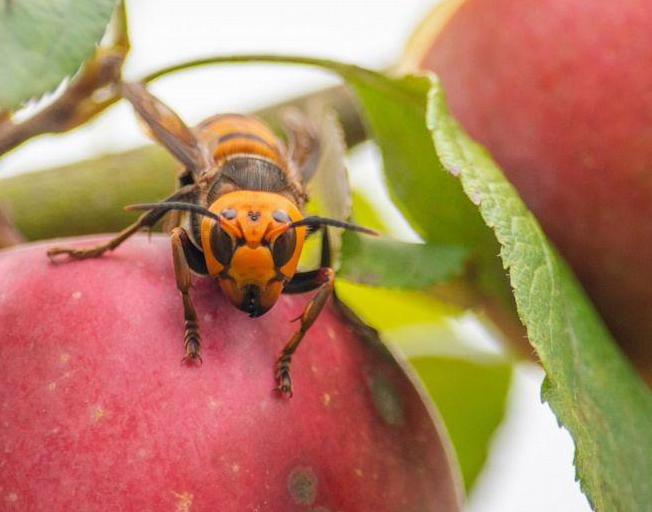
left=0, top=48, right=125, bottom=155
left=0, top=2, right=130, bottom=156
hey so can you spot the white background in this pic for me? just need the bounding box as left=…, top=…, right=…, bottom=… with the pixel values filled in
left=1, top=1, right=592, bottom=510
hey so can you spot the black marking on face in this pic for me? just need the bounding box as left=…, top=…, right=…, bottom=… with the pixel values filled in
left=210, top=222, right=235, bottom=265
left=240, top=284, right=268, bottom=317
left=181, top=233, right=208, bottom=275
left=272, top=229, right=297, bottom=268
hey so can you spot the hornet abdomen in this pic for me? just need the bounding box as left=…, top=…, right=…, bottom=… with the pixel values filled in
left=196, top=114, right=287, bottom=169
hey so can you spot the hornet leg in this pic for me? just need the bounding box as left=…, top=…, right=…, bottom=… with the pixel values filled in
left=276, top=227, right=333, bottom=397
left=47, top=185, right=196, bottom=262
left=170, top=227, right=202, bottom=364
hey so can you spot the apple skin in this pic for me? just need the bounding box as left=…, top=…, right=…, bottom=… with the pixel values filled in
left=0, top=235, right=461, bottom=511
left=414, top=0, right=652, bottom=375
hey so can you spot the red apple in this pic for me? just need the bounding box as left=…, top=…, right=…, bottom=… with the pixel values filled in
left=406, top=0, right=652, bottom=376
left=0, top=235, right=462, bottom=511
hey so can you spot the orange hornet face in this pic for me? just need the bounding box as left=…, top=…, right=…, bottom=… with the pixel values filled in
left=200, top=191, right=307, bottom=317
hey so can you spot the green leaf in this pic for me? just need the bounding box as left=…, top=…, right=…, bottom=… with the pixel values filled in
left=0, top=0, right=118, bottom=110
left=339, top=230, right=468, bottom=289
left=409, top=354, right=511, bottom=490
left=335, top=280, right=457, bottom=331
left=350, top=190, right=389, bottom=234
left=428, top=76, right=652, bottom=512
left=341, top=74, right=484, bottom=245
left=336, top=71, right=512, bottom=306
left=345, top=191, right=471, bottom=290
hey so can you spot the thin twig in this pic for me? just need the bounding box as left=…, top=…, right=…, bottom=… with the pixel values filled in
left=0, top=48, right=125, bottom=155
left=0, top=1, right=130, bottom=156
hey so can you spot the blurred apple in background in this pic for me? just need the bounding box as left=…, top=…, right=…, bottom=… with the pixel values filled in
left=403, top=0, right=652, bottom=378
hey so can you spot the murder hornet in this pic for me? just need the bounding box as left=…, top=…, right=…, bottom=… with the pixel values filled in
left=47, top=82, right=376, bottom=397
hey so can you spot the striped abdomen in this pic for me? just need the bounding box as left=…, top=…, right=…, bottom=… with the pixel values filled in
left=196, top=114, right=287, bottom=169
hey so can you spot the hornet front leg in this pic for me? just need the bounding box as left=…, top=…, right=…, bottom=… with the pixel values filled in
left=276, top=268, right=335, bottom=397
left=276, top=227, right=334, bottom=397
left=170, top=227, right=203, bottom=364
